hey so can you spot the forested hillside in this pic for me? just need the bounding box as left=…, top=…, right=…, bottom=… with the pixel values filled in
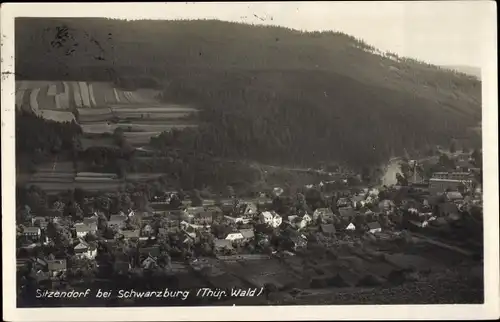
left=15, top=18, right=482, bottom=169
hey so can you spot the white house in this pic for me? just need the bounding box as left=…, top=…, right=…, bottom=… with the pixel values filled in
left=409, top=220, right=429, bottom=228
left=367, top=222, right=382, bottom=234
left=408, top=208, right=419, bottom=215
left=224, top=215, right=249, bottom=224
left=243, top=203, right=258, bottom=216
left=302, top=214, right=313, bottom=223
left=23, top=227, right=41, bottom=238
left=313, top=208, right=334, bottom=221
left=239, top=228, right=255, bottom=240
left=74, top=241, right=97, bottom=259
left=273, top=187, right=284, bottom=197
left=74, top=223, right=97, bottom=238
left=351, top=195, right=365, bottom=208
left=345, top=223, right=356, bottom=231
left=260, top=211, right=282, bottom=228
left=225, top=232, right=244, bottom=241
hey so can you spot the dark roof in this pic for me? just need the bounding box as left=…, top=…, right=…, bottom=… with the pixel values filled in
left=196, top=211, right=213, bottom=219
left=339, top=207, right=356, bottom=218
left=83, top=217, right=98, bottom=225
left=439, top=202, right=459, bottom=215
left=109, top=215, right=127, bottom=223
left=114, top=261, right=131, bottom=272
left=239, top=229, right=255, bottom=239
left=47, top=259, right=67, bottom=271
left=367, top=222, right=381, bottom=230
left=122, top=229, right=140, bottom=239
left=139, top=246, right=161, bottom=257
left=75, top=223, right=97, bottom=233
left=185, top=207, right=205, bottom=216
left=205, top=206, right=223, bottom=213
left=320, top=224, right=336, bottom=234
left=23, top=227, right=41, bottom=234
left=214, top=239, right=233, bottom=249
left=314, top=208, right=333, bottom=216
left=446, top=191, right=464, bottom=200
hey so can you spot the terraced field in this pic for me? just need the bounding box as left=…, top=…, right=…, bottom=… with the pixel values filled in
left=16, top=80, right=199, bottom=148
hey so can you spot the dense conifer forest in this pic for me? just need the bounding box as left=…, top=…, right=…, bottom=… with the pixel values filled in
left=15, top=18, right=482, bottom=170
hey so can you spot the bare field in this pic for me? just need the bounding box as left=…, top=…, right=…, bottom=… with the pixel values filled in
left=125, top=173, right=164, bottom=181
left=80, top=137, right=117, bottom=150
left=39, top=110, right=76, bottom=123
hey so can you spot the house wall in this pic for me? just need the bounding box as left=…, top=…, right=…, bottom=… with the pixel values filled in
left=76, top=231, right=88, bottom=238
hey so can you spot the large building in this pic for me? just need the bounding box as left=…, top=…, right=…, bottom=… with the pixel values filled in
left=429, top=172, right=474, bottom=195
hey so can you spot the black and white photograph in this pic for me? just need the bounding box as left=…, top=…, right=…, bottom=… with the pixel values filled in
left=2, top=2, right=498, bottom=321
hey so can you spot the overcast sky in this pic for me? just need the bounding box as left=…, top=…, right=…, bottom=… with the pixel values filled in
left=109, top=1, right=492, bottom=67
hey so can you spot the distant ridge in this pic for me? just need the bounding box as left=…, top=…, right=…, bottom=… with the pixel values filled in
left=442, top=65, right=481, bottom=79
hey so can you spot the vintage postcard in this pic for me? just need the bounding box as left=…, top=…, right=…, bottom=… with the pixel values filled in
left=2, top=1, right=498, bottom=321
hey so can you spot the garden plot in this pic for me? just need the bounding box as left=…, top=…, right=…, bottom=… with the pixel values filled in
left=81, top=123, right=114, bottom=134
left=125, top=173, right=164, bottom=181
left=18, top=80, right=53, bottom=90
left=78, top=81, right=92, bottom=108
left=36, top=86, right=58, bottom=110
left=114, top=112, right=194, bottom=121
left=77, top=107, right=114, bottom=122
left=39, top=110, right=76, bottom=123
left=29, top=88, right=41, bottom=114
left=110, top=106, right=198, bottom=113
left=71, top=81, right=84, bottom=108
left=15, top=90, right=26, bottom=110
left=58, top=82, right=71, bottom=110
left=88, top=83, right=97, bottom=107
left=80, top=137, right=117, bottom=150
left=88, top=82, right=114, bottom=106
left=123, top=132, right=162, bottom=145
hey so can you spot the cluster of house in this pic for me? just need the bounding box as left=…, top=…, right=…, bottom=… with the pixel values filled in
left=17, top=155, right=482, bottom=281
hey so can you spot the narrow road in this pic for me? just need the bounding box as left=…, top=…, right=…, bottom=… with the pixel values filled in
left=411, top=232, right=474, bottom=256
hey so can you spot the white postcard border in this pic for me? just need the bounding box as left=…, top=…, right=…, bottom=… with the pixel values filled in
left=2, top=2, right=498, bottom=321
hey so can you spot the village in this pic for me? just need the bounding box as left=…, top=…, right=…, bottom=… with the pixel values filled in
left=16, top=149, right=484, bottom=305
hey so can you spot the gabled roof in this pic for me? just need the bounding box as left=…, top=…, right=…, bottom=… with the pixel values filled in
left=47, top=259, right=67, bottom=271
left=214, top=239, right=233, bottom=249
left=351, top=195, right=365, bottom=202
left=74, top=242, right=89, bottom=250
left=367, top=222, right=381, bottom=230
left=139, top=246, right=161, bottom=257
left=205, top=206, right=223, bottom=213
left=122, top=229, right=140, bottom=239
left=23, top=227, right=41, bottom=234
left=75, top=223, right=97, bottom=233
left=314, top=208, right=334, bottom=216
left=239, top=228, right=255, bottom=239
left=109, top=214, right=127, bottom=223
left=83, top=217, right=98, bottom=225
left=195, top=211, right=213, bottom=219
left=185, top=207, right=205, bottom=216
left=439, top=202, right=459, bottom=215
left=339, top=207, right=356, bottom=218
left=345, top=222, right=356, bottom=230
left=446, top=191, right=464, bottom=200
left=320, top=224, right=336, bottom=234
